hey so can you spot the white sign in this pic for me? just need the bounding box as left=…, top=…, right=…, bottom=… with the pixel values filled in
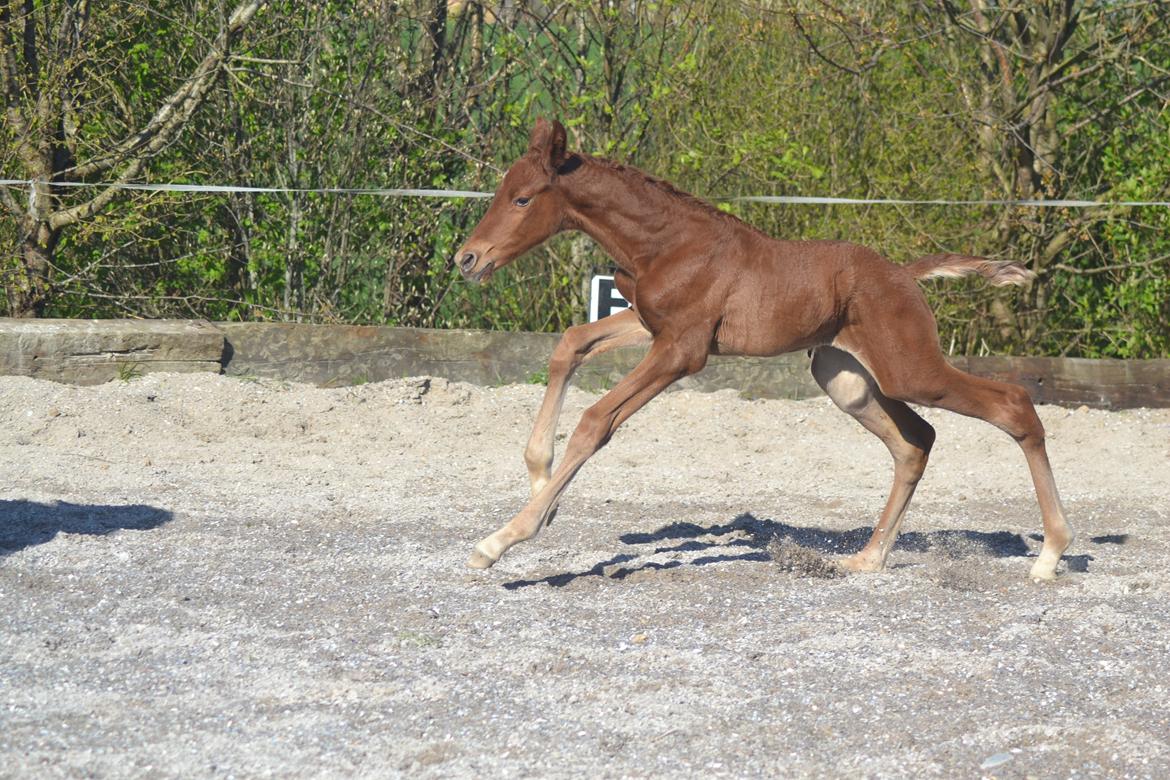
left=589, top=275, right=631, bottom=322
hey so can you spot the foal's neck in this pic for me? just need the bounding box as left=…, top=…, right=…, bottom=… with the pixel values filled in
left=560, top=156, right=739, bottom=276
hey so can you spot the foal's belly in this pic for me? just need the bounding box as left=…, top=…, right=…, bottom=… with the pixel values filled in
left=713, top=286, right=840, bottom=357
left=713, top=320, right=831, bottom=357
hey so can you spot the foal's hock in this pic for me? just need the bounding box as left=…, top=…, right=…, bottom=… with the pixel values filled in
left=454, top=118, right=1073, bottom=581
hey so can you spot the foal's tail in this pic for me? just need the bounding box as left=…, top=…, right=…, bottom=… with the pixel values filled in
left=906, top=254, right=1035, bottom=287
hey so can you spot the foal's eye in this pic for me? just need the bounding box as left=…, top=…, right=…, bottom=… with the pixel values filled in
left=513, top=196, right=531, bottom=207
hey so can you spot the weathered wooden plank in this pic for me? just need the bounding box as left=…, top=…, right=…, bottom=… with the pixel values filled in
left=218, top=322, right=563, bottom=387
left=219, top=322, right=1167, bottom=408
left=0, top=318, right=225, bottom=385
left=217, top=322, right=824, bottom=398
left=946, top=355, right=1170, bottom=408
left=0, top=319, right=1164, bottom=408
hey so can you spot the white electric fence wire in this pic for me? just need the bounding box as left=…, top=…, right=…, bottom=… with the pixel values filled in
left=3, top=179, right=1169, bottom=208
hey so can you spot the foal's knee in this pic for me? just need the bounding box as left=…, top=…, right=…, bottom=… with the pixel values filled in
left=569, top=405, right=616, bottom=452
left=910, top=420, right=936, bottom=463
left=548, top=329, right=586, bottom=378
left=894, top=420, right=934, bottom=479
left=1001, top=384, right=1045, bottom=444
left=524, top=440, right=551, bottom=475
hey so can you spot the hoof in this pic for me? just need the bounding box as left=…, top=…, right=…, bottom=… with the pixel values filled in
left=839, top=552, right=884, bottom=573
left=467, top=545, right=498, bottom=569
left=1028, top=546, right=1065, bottom=582
left=1028, top=561, right=1059, bottom=582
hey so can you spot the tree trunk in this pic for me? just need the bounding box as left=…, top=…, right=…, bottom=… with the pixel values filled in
left=11, top=228, right=53, bottom=317
left=9, top=193, right=59, bottom=316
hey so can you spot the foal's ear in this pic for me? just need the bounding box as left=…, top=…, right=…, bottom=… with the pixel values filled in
left=528, top=117, right=568, bottom=175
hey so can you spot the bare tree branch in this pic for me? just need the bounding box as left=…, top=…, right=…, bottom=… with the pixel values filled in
left=49, top=157, right=145, bottom=230
left=67, top=0, right=264, bottom=180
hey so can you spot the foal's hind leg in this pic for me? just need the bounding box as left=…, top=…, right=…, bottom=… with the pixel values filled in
left=836, top=274, right=1073, bottom=580
left=811, top=347, right=935, bottom=572
left=524, top=309, right=650, bottom=495
left=847, top=339, right=1074, bottom=580
left=916, top=366, right=1074, bottom=581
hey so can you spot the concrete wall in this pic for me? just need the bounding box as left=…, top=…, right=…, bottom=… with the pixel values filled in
left=1, top=318, right=1166, bottom=408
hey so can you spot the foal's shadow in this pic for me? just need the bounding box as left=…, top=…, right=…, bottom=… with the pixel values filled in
left=502, top=512, right=1092, bottom=589
left=0, top=499, right=173, bottom=555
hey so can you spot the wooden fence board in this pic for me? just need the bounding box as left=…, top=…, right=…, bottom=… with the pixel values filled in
left=0, top=319, right=1165, bottom=408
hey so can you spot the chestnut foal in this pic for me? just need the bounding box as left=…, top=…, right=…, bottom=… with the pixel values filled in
left=455, top=118, right=1072, bottom=581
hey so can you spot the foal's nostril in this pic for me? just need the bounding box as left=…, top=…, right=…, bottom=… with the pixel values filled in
left=459, top=252, right=478, bottom=272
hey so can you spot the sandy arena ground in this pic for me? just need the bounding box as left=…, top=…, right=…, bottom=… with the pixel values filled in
left=1, top=372, right=1168, bottom=778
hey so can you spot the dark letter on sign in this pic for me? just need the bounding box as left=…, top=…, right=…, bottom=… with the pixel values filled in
left=589, top=275, right=631, bottom=322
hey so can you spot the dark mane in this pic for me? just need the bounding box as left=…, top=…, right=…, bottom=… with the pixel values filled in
left=581, top=155, right=765, bottom=235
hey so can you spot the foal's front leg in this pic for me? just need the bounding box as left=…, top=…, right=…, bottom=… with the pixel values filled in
left=470, top=337, right=704, bottom=569
left=524, top=309, right=650, bottom=496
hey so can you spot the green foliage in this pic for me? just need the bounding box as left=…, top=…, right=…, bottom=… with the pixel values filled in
left=2, top=1, right=1167, bottom=357
left=117, top=362, right=144, bottom=383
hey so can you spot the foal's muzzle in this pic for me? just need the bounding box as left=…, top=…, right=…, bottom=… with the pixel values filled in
left=455, top=248, right=495, bottom=283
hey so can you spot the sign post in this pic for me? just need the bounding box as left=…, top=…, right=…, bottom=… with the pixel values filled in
left=588, top=275, right=631, bottom=322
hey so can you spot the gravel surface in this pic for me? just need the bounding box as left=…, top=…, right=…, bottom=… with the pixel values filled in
left=2, top=372, right=1168, bottom=778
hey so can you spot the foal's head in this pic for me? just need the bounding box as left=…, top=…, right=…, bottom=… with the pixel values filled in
left=455, top=118, right=572, bottom=283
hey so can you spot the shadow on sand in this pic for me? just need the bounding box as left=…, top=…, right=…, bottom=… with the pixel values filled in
left=0, top=499, right=173, bottom=556
left=503, top=512, right=1093, bottom=589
